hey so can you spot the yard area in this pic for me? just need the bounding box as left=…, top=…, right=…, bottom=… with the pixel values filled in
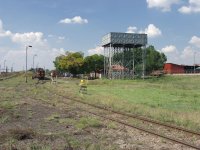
left=54, top=75, right=200, bottom=131
left=1, top=74, right=200, bottom=149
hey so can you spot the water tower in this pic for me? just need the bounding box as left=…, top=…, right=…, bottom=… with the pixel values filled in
left=102, top=32, right=147, bottom=79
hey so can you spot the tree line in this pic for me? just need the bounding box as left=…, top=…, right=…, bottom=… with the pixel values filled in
left=53, top=45, right=167, bottom=77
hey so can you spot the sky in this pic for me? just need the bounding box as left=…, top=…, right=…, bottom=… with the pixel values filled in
left=0, top=0, right=200, bottom=71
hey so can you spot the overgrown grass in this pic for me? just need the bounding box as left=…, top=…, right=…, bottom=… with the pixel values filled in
left=2, top=74, right=200, bottom=131
left=76, top=117, right=102, bottom=129
left=52, top=75, right=200, bottom=131
left=45, top=113, right=60, bottom=122
left=0, top=101, right=16, bottom=109
left=0, top=75, right=116, bottom=149
left=0, top=115, right=9, bottom=123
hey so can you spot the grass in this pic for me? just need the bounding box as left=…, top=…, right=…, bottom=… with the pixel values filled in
left=87, top=77, right=200, bottom=111
left=52, top=75, right=200, bottom=131
left=45, top=113, right=60, bottom=122
left=0, top=115, right=9, bottom=123
left=0, top=101, right=16, bottom=109
left=58, top=118, right=75, bottom=124
left=1, top=74, right=200, bottom=132
left=106, top=122, right=117, bottom=129
left=76, top=117, right=102, bottom=129
left=8, top=128, right=35, bottom=141
left=0, top=75, right=120, bottom=149
left=30, top=145, right=51, bottom=150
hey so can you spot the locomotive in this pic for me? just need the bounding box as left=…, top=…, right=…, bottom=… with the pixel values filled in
left=32, top=68, right=45, bottom=80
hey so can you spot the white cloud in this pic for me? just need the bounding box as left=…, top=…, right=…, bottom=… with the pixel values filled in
left=175, top=36, right=200, bottom=65
left=0, top=19, right=12, bottom=37
left=0, top=19, right=66, bottom=71
left=178, top=0, right=200, bottom=14
left=59, top=16, right=88, bottom=24
left=162, top=44, right=199, bottom=65
left=88, top=46, right=104, bottom=56
left=161, top=45, right=177, bottom=53
left=1, top=46, right=66, bottom=71
left=58, top=36, right=65, bottom=40
left=174, top=35, right=200, bottom=65
left=0, top=30, right=12, bottom=37
left=126, top=24, right=162, bottom=38
left=11, top=32, right=46, bottom=46
left=189, top=36, right=200, bottom=48
left=0, top=19, right=2, bottom=31
left=126, top=26, right=138, bottom=33
left=158, top=36, right=200, bottom=65
left=147, top=0, right=180, bottom=12
left=180, top=46, right=194, bottom=59
left=160, top=45, right=180, bottom=64
left=144, top=24, right=162, bottom=38
left=48, top=34, right=54, bottom=38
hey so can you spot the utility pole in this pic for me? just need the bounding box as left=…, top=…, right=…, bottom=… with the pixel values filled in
left=25, top=45, right=32, bottom=83
left=109, top=44, right=112, bottom=79
left=33, top=54, right=37, bottom=72
left=132, top=47, right=135, bottom=79
left=3, top=60, right=6, bottom=72
left=142, top=46, right=146, bottom=80
left=194, top=51, right=196, bottom=74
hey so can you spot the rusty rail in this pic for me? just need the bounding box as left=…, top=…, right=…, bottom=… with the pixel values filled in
left=84, top=109, right=200, bottom=150
left=45, top=87, right=200, bottom=149
left=54, top=90, right=200, bottom=136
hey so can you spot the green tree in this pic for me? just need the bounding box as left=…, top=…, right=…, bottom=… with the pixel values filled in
left=112, top=45, right=167, bottom=74
left=83, top=54, right=104, bottom=77
left=53, top=55, right=66, bottom=72
left=146, top=46, right=167, bottom=73
left=53, top=51, right=84, bottom=75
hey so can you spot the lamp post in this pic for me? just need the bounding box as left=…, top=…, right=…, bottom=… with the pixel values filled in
left=33, top=54, right=37, bottom=72
left=194, top=51, right=196, bottom=74
left=3, top=60, right=6, bottom=72
left=11, top=63, right=14, bottom=72
left=25, top=45, right=32, bottom=83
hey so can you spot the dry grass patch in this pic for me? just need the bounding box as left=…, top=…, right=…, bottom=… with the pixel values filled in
left=8, top=128, right=35, bottom=141
left=76, top=117, right=102, bottom=129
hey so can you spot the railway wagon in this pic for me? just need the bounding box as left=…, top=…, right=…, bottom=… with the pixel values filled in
left=32, top=68, right=45, bottom=80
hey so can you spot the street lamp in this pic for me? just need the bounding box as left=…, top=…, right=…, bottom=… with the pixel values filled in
left=3, top=60, right=6, bottom=72
left=33, top=54, right=37, bottom=72
left=194, top=51, right=196, bottom=74
left=25, top=45, right=32, bottom=83
left=11, top=63, right=14, bottom=72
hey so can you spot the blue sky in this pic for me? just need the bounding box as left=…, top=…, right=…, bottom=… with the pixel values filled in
left=0, top=0, right=200, bottom=71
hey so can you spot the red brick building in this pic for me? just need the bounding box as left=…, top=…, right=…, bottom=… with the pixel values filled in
left=164, top=63, right=184, bottom=74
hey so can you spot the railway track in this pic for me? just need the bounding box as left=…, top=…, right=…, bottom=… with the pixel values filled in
left=43, top=86, right=200, bottom=149
left=0, top=72, right=21, bottom=81
left=3, top=76, right=199, bottom=149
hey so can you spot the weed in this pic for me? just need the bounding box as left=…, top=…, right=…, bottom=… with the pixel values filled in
left=0, top=101, right=16, bottom=109
left=86, top=143, right=101, bottom=150
left=64, top=135, right=81, bottom=149
left=76, top=117, right=102, bottom=129
left=45, top=114, right=60, bottom=122
left=107, top=122, right=117, bottom=129
left=14, top=113, right=21, bottom=119
left=58, top=118, right=75, bottom=124
left=28, top=111, right=33, bottom=119
left=30, top=144, right=51, bottom=150
left=0, top=115, right=9, bottom=123
left=9, top=128, right=35, bottom=141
